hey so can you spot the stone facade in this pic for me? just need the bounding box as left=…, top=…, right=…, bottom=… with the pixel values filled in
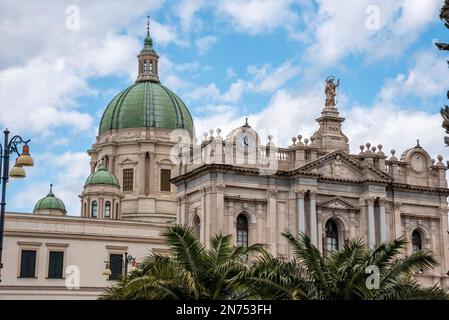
left=172, top=98, right=449, bottom=288
left=83, top=127, right=181, bottom=224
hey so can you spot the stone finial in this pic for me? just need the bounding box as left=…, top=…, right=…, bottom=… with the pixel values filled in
left=436, top=155, right=445, bottom=167
left=215, top=128, right=222, bottom=141
left=304, top=138, right=309, bottom=146
left=359, top=145, right=365, bottom=155
left=296, top=134, right=304, bottom=146
left=364, top=142, right=373, bottom=154
left=209, top=129, right=215, bottom=141
left=376, top=144, right=385, bottom=156
left=291, top=136, right=297, bottom=147
left=267, top=135, right=275, bottom=148
left=309, top=136, right=316, bottom=147
left=431, top=158, right=436, bottom=165
left=371, top=146, right=377, bottom=153
left=389, top=149, right=398, bottom=161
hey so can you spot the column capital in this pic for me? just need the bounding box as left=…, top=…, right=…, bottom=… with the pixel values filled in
left=378, top=198, right=387, bottom=207
left=295, top=190, right=306, bottom=198
left=215, top=184, right=225, bottom=193
left=309, top=190, right=317, bottom=200
left=267, top=189, right=278, bottom=199
left=366, top=197, right=375, bottom=206
left=393, top=201, right=401, bottom=210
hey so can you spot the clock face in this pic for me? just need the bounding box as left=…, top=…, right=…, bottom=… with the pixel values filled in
left=237, top=132, right=255, bottom=152
left=411, top=153, right=426, bottom=172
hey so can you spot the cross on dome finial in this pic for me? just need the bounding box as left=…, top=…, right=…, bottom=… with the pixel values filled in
left=147, top=14, right=150, bottom=35
left=50, top=184, right=53, bottom=191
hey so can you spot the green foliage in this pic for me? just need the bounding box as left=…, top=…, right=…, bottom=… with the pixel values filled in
left=100, top=226, right=448, bottom=300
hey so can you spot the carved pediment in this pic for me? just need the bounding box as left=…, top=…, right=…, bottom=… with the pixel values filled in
left=318, top=196, right=358, bottom=211
left=296, top=150, right=392, bottom=182
left=119, top=158, right=138, bottom=166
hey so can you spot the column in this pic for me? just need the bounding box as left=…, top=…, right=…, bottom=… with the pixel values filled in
left=203, top=186, right=211, bottom=247
left=296, top=190, right=305, bottom=235
left=267, top=189, right=277, bottom=254
left=367, top=197, right=376, bottom=249
left=309, top=191, right=318, bottom=246
left=393, top=202, right=402, bottom=239
left=216, top=184, right=225, bottom=234
left=138, top=153, right=146, bottom=195
left=378, top=198, right=387, bottom=243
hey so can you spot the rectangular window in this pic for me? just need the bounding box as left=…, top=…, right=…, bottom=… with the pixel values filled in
left=20, top=250, right=37, bottom=278
left=109, top=253, right=123, bottom=280
left=123, top=169, right=134, bottom=191
left=48, top=251, right=64, bottom=279
left=160, top=169, right=171, bottom=192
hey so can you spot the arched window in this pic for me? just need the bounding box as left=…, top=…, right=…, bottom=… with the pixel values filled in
left=91, top=201, right=98, bottom=218
left=105, top=201, right=111, bottom=219
left=412, top=230, right=422, bottom=253
left=193, top=215, right=200, bottom=240
left=149, top=61, right=153, bottom=74
left=324, top=220, right=339, bottom=253
left=143, top=59, right=147, bottom=74
left=103, top=155, right=109, bottom=170
left=236, top=214, right=249, bottom=247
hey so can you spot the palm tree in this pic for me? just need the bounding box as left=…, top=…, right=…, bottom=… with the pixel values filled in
left=100, top=225, right=265, bottom=300
left=244, top=231, right=448, bottom=300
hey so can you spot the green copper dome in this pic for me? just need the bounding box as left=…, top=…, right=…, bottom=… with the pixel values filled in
left=98, top=82, right=195, bottom=136
left=85, top=165, right=120, bottom=187
left=34, top=185, right=66, bottom=213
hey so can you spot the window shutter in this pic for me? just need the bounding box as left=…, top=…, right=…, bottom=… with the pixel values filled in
left=48, top=251, right=64, bottom=279
left=20, top=250, right=36, bottom=278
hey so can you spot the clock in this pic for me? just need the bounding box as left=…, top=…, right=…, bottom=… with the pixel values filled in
left=236, top=132, right=255, bottom=152
left=411, top=153, right=426, bottom=172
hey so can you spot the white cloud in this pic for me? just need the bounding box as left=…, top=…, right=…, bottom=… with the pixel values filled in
left=248, top=61, right=300, bottom=92
left=379, top=50, right=448, bottom=102
left=196, top=36, right=218, bottom=54
left=0, top=58, right=94, bottom=135
left=12, top=151, right=91, bottom=216
left=217, top=0, right=298, bottom=35
left=176, top=0, right=206, bottom=32
left=304, top=0, right=440, bottom=67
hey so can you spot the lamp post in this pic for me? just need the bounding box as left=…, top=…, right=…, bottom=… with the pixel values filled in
left=102, top=252, right=138, bottom=278
left=0, top=128, right=34, bottom=282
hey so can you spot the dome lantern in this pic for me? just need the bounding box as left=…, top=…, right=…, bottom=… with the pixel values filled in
left=136, top=15, right=160, bottom=83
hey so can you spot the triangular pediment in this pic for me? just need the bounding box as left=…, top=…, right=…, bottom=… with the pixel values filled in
left=295, top=150, right=392, bottom=182
left=318, top=196, right=358, bottom=211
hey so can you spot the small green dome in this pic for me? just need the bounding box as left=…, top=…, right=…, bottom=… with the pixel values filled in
left=34, top=185, right=66, bottom=213
left=85, top=165, right=120, bottom=187
left=98, top=82, right=195, bottom=136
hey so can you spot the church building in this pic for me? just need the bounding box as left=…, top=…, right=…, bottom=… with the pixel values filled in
left=0, top=24, right=448, bottom=299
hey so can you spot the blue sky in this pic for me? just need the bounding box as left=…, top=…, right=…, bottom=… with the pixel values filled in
left=0, top=0, right=448, bottom=215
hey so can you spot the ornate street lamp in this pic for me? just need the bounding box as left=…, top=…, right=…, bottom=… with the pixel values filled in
left=0, top=128, right=34, bottom=282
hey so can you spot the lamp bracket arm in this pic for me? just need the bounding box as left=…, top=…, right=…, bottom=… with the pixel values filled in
left=7, top=136, right=30, bottom=157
